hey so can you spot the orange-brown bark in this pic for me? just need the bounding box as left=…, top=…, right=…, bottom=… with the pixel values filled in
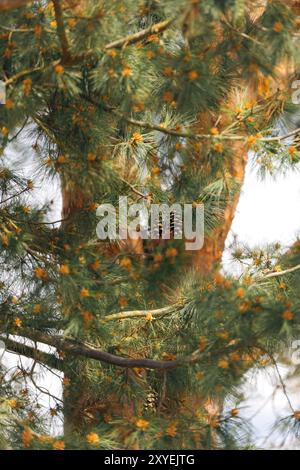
left=0, top=0, right=30, bottom=10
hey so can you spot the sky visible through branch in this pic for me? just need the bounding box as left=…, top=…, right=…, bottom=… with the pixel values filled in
left=2, top=144, right=300, bottom=447
left=223, top=154, right=300, bottom=449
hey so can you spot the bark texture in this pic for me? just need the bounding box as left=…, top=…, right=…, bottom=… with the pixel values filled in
left=58, top=0, right=299, bottom=433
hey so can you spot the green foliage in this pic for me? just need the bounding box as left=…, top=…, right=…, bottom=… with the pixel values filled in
left=1, top=0, right=300, bottom=450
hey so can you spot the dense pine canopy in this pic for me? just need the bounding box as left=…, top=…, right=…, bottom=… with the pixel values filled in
left=1, top=0, right=300, bottom=450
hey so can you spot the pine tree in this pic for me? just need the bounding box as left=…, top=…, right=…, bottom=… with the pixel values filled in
left=1, top=0, right=300, bottom=450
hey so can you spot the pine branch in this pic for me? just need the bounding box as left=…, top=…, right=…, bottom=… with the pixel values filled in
left=120, top=178, right=149, bottom=200
left=4, top=60, right=61, bottom=86
left=110, top=108, right=300, bottom=144
left=69, top=18, right=175, bottom=64
left=263, top=264, right=300, bottom=279
left=16, top=330, right=201, bottom=370
left=110, top=108, right=251, bottom=141
left=111, top=110, right=200, bottom=139
left=104, top=18, right=173, bottom=50
left=4, top=66, right=45, bottom=87
left=103, top=303, right=180, bottom=322
left=4, top=337, right=64, bottom=371
left=261, top=128, right=300, bottom=142
left=85, top=97, right=244, bottom=141
left=52, top=0, right=72, bottom=62
left=222, top=18, right=263, bottom=45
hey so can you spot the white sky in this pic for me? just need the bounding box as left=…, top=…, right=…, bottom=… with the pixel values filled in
left=227, top=158, right=300, bottom=249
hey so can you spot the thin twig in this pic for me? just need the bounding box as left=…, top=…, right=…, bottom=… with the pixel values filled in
left=0, top=187, right=29, bottom=205
left=13, top=330, right=202, bottom=370
left=222, top=18, right=263, bottom=45
left=103, top=303, right=180, bottom=322
left=105, top=19, right=174, bottom=50
left=31, top=374, right=63, bottom=404
left=120, top=178, right=149, bottom=200
left=29, top=218, right=68, bottom=226
left=4, top=60, right=61, bottom=87
left=263, top=264, right=300, bottom=279
left=261, top=127, right=300, bottom=142
left=67, top=18, right=175, bottom=64
left=269, top=353, right=294, bottom=414
left=8, top=118, right=28, bottom=143
left=84, top=98, right=245, bottom=141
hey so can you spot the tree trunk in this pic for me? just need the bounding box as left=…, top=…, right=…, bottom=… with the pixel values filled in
left=59, top=0, right=299, bottom=438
